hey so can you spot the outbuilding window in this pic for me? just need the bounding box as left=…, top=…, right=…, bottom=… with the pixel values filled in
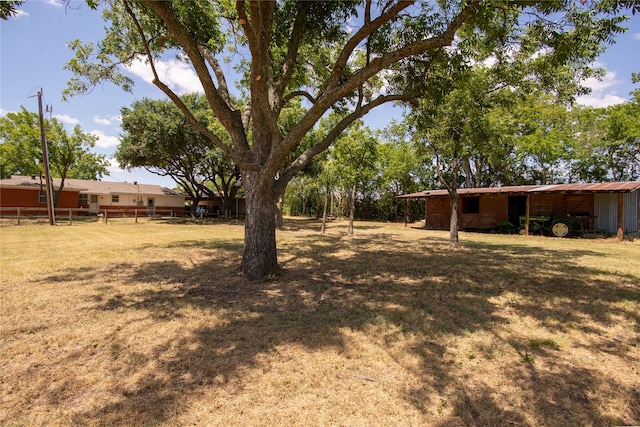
left=462, top=196, right=480, bottom=214
left=78, top=194, right=88, bottom=205
left=112, top=195, right=119, bottom=203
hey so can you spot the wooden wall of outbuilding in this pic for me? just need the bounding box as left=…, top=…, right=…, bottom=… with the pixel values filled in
left=425, top=192, right=596, bottom=231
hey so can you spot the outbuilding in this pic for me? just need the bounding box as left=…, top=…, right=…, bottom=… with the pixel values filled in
left=397, top=182, right=640, bottom=240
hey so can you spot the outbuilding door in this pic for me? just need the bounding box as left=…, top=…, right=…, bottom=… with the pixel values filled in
left=426, top=197, right=449, bottom=229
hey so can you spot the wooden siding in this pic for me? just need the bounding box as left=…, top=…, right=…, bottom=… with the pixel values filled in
left=426, top=192, right=595, bottom=231
left=478, top=194, right=507, bottom=230
left=425, top=197, right=449, bottom=230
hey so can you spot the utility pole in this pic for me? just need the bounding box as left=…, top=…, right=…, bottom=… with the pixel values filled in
left=38, top=89, right=56, bottom=226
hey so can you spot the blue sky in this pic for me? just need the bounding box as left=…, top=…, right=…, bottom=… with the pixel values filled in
left=1, top=0, right=639, bottom=188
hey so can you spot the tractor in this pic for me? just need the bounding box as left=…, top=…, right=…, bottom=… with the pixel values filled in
left=516, top=215, right=583, bottom=237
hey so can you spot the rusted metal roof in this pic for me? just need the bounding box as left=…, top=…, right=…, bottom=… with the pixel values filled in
left=397, top=182, right=640, bottom=199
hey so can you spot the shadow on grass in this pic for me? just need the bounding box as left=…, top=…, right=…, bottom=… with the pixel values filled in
left=39, top=229, right=640, bottom=425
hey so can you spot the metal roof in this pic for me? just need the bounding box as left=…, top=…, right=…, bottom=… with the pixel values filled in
left=397, top=182, right=640, bottom=199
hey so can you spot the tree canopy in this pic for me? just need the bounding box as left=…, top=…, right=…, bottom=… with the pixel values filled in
left=117, top=94, right=241, bottom=214
left=0, top=107, right=109, bottom=204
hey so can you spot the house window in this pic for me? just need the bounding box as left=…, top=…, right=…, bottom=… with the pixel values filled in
left=38, top=190, right=46, bottom=204
left=112, top=195, right=119, bottom=203
left=78, top=194, right=88, bottom=205
left=462, top=197, right=480, bottom=214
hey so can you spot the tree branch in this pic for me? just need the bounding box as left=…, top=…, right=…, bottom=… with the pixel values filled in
left=123, top=0, right=243, bottom=167
left=274, top=0, right=481, bottom=171
left=283, top=90, right=317, bottom=105
left=274, top=2, right=312, bottom=108
left=328, top=0, right=414, bottom=89
left=199, top=47, right=233, bottom=107
left=144, top=1, right=253, bottom=164
left=244, top=1, right=281, bottom=152
left=277, top=91, right=420, bottom=191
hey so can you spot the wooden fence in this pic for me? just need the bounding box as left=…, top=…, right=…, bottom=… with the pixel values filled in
left=0, top=207, right=179, bottom=225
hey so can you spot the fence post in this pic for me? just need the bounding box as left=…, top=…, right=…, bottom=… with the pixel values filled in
left=69, top=209, right=72, bottom=225
left=17, top=207, right=21, bottom=226
left=105, top=209, right=108, bottom=225
left=135, top=209, right=138, bottom=224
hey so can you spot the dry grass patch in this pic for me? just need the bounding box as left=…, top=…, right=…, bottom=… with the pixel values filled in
left=1, top=219, right=639, bottom=426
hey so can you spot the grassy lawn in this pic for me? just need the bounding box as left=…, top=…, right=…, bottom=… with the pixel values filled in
left=1, top=218, right=639, bottom=426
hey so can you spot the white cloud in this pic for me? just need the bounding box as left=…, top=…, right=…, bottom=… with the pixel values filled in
left=90, top=130, right=120, bottom=148
left=106, top=158, right=122, bottom=174
left=576, top=69, right=627, bottom=108
left=576, top=93, right=627, bottom=108
left=482, top=56, right=498, bottom=68
left=44, top=0, right=64, bottom=7
left=54, top=114, right=80, bottom=125
left=125, top=58, right=203, bottom=94
left=93, top=116, right=112, bottom=126
left=633, top=32, right=640, bottom=40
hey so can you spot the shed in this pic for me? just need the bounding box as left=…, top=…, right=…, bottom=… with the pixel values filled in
left=397, top=182, right=640, bottom=239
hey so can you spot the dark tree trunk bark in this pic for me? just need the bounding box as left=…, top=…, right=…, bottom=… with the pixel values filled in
left=449, top=185, right=459, bottom=248
left=449, top=156, right=460, bottom=249
left=348, top=182, right=356, bottom=235
left=240, top=171, right=280, bottom=280
left=274, top=186, right=285, bottom=229
left=321, top=188, right=328, bottom=234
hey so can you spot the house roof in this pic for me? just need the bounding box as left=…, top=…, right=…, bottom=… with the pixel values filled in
left=1, top=175, right=185, bottom=197
left=397, top=181, right=640, bottom=199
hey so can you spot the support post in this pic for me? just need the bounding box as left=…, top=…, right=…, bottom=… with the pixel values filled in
left=69, top=209, right=72, bottom=225
left=424, top=198, right=428, bottom=229
left=404, top=199, right=408, bottom=228
left=17, top=207, right=21, bottom=226
left=617, top=192, right=624, bottom=241
left=525, top=194, right=531, bottom=236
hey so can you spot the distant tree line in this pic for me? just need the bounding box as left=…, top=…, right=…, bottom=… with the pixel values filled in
left=0, top=108, right=109, bottom=206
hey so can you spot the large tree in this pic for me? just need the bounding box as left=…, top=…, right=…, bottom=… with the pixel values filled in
left=117, top=94, right=241, bottom=214
left=61, top=0, right=635, bottom=279
left=0, top=107, right=109, bottom=205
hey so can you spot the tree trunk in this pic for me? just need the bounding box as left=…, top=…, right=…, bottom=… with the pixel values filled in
left=330, top=192, right=334, bottom=217
left=321, top=188, right=328, bottom=235
left=240, top=170, right=280, bottom=280
left=449, top=185, right=459, bottom=248
left=348, top=182, right=356, bottom=235
left=449, top=156, right=460, bottom=249
left=275, top=187, right=285, bottom=229
left=462, top=158, right=473, bottom=188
